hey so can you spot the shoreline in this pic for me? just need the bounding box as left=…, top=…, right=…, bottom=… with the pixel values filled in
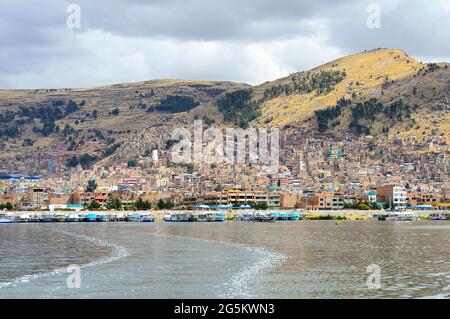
left=0, top=209, right=448, bottom=223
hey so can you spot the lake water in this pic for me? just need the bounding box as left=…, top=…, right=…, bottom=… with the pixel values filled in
left=0, top=221, right=449, bottom=299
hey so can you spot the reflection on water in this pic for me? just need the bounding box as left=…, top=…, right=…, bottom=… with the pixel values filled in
left=0, top=221, right=449, bottom=298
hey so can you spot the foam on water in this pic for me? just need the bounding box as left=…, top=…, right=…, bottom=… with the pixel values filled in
left=221, top=246, right=287, bottom=298
left=136, top=231, right=288, bottom=298
left=0, top=230, right=128, bottom=289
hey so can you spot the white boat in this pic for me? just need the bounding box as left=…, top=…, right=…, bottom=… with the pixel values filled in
left=96, top=212, right=111, bottom=222
left=372, top=211, right=420, bottom=221
left=194, top=211, right=225, bottom=222
left=255, top=212, right=277, bottom=222
left=41, top=212, right=53, bottom=222
left=234, top=212, right=255, bottom=221
left=66, top=212, right=80, bottom=222
left=193, top=212, right=208, bottom=222
left=393, top=211, right=420, bottom=221
left=141, top=214, right=155, bottom=222
left=17, top=213, right=31, bottom=223
left=164, top=212, right=191, bottom=222
left=52, top=212, right=67, bottom=222
left=29, top=213, right=42, bottom=223
left=428, top=212, right=448, bottom=221
left=0, top=213, right=14, bottom=224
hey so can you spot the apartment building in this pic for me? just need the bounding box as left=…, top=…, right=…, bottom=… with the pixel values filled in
left=376, top=185, right=407, bottom=210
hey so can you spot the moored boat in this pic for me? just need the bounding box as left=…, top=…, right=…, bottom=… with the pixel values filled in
left=130, top=212, right=142, bottom=222
left=40, top=212, right=53, bottom=223
left=234, top=212, right=255, bottom=221
left=164, top=212, right=191, bottom=222
left=372, top=211, right=420, bottom=221
left=0, top=213, right=14, bottom=224
left=52, top=212, right=67, bottom=222
left=141, top=214, right=155, bottom=222
left=86, top=213, right=97, bottom=222
left=214, top=212, right=226, bottom=222
left=428, top=212, right=448, bottom=221
left=66, top=212, right=80, bottom=222
left=96, top=212, right=111, bottom=222
left=195, top=212, right=208, bottom=222
left=289, top=211, right=301, bottom=221
left=255, top=212, right=276, bottom=222
left=17, top=213, right=31, bottom=223
left=29, top=213, right=42, bottom=223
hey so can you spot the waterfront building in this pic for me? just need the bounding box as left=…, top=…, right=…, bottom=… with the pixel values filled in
left=376, top=185, right=407, bottom=210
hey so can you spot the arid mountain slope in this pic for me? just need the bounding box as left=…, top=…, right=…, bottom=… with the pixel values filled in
left=0, top=48, right=448, bottom=169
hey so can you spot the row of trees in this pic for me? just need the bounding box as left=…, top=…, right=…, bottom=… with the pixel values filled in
left=0, top=202, right=14, bottom=211
left=263, top=70, right=346, bottom=100
left=87, top=197, right=172, bottom=211
left=343, top=201, right=381, bottom=210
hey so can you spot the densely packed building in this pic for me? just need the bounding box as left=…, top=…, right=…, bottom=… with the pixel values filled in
left=1, top=132, right=449, bottom=210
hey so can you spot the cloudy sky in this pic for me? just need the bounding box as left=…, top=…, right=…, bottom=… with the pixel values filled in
left=0, top=0, right=449, bottom=88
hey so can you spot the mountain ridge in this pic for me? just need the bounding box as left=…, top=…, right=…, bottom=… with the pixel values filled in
left=0, top=48, right=449, bottom=170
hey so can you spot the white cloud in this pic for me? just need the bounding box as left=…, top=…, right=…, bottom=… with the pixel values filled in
left=0, top=0, right=448, bottom=88
left=0, top=29, right=343, bottom=88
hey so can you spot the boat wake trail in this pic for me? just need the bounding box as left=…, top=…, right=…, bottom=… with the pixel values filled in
left=141, top=231, right=287, bottom=298
left=220, top=246, right=287, bottom=299
left=0, top=230, right=128, bottom=289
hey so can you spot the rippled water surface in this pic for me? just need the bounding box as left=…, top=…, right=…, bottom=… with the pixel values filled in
left=0, top=221, right=449, bottom=298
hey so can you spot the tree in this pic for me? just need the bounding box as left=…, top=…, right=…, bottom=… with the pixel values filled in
left=136, top=198, right=151, bottom=210
left=67, top=156, right=79, bottom=167
left=127, top=158, right=138, bottom=168
left=86, top=179, right=97, bottom=193
left=65, top=100, right=79, bottom=115
left=0, top=202, right=13, bottom=211
left=88, top=200, right=101, bottom=210
left=63, top=124, right=74, bottom=136
left=147, top=95, right=200, bottom=113
left=107, top=196, right=122, bottom=210
left=78, top=153, right=97, bottom=168
left=111, top=108, right=120, bottom=116
left=251, top=202, right=268, bottom=210
left=157, top=199, right=174, bottom=209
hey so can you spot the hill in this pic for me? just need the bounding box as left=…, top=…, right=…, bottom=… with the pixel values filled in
left=250, top=48, right=449, bottom=140
left=0, top=80, right=248, bottom=165
left=0, top=48, right=449, bottom=171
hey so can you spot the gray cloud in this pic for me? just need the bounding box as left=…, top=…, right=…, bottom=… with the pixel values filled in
left=0, top=0, right=448, bottom=88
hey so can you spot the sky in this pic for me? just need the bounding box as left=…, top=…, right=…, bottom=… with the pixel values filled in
left=0, top=0, right=449, bottom=88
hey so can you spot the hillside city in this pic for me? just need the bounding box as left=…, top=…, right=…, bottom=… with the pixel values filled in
left=1, top=128, right=449, bottom=212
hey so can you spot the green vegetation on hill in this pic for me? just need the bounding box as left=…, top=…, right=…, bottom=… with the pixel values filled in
left=147, top=95, right=200, bottom=113
left=0, top=100, right=81, bottom=138
left=316, top=96, right=418, bottom=136
left=315, top=98, right=350, bottom=132
left=217, top=89, right=260, bottom=128
left=67, top=153, right=97, bottom=168
left=263, top=70, right=346, bottom=100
